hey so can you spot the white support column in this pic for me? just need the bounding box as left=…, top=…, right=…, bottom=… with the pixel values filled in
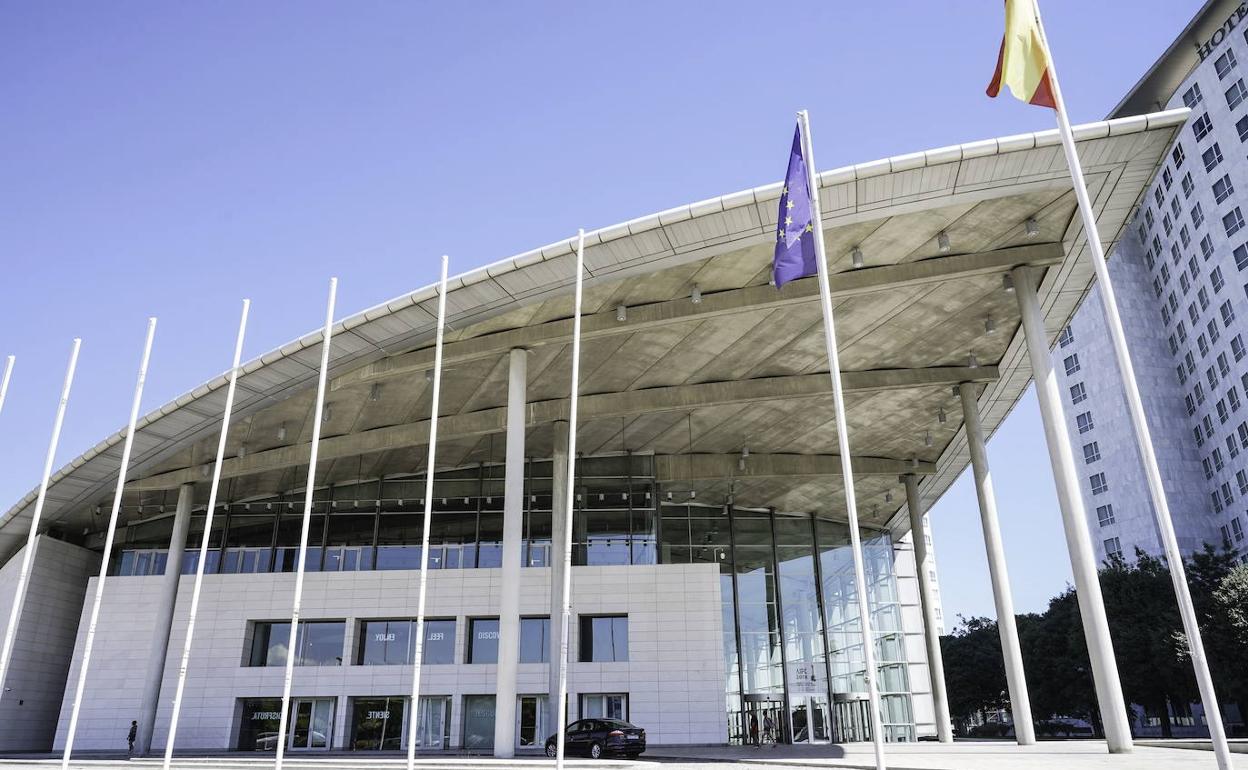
left=494, top=347, right=526, bottom=757
left=957, top=382, right=1035, bottom=745
left=137, top=482, right=192, bottom=754
left=1012, top=265, right=1132, bottom=752
left=902, top=474, right=952, bottom=743
left=547, top=419, right=569, bottom=737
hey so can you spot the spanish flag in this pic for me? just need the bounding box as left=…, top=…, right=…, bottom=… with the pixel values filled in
left=986, top=0, right=1056, bottom=109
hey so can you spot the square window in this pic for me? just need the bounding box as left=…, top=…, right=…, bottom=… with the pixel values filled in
left=1089, top=472, right=1108, bottom=495
left=578, top=615, right=629, bottom=662
left=1192, top=203, right=1205, bottom=229
left=1210, top=318, right=1222, bottom=344
left=1058, top=326, right=1074, bottom=347
left=1215, top=175, right=1236, bottom=203
left=1223, top=299, right=1237, bottom=325
left=1230, top=386, right=1242, bottom=411
left=1163, top=168, right=1174, bottom=190
left=1194, top=113, right=1214, bottom=141
left=1239, top=114, right=1248, bottom=142
left=1202, top=234, right=1215, bottom=260
left=1238, top=469, right=1248, bottom=495
left=1064, top=354, right=1080, bottom=375
left=1205, top=143, right=1225, bottom=172
left=1083, top=441, right=1101, bottom=464
left=1218, top=49, right=1239, bottom=79
left=1070, top=382, right=1087, bottom=404
left=1184, top=83, right=1204, bottom=107
left=467, top=617, right=500, bottom=664
left=1232, top=334, right=1245, bottom=360
left=1183, top=171, right=1196, bottom=197
left=1227, top=78, right=1248, bottom=109
left=1213, top=266, right=1226, bottom=292
left=1104, top=537, right=1122, bottom=559
left=1226, top=207, right=1245, bottom=237
left=1076, top=411, right=1094, bottom=434
left=1174, top=144, right=1186, bottom=168
left=1096, top=504, right=1115, bottom=526
left=1236, top=244, right=1248, bottom=271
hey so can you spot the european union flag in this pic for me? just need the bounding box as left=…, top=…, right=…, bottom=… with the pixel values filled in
left=772, top=125, right=817, bottom=287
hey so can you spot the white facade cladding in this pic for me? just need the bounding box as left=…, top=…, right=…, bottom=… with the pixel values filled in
left=0, top=537, right=99, bottom=751
left=1055, top=13, right=1248, bottom=564
left=54, top=562, right=728, bottom=752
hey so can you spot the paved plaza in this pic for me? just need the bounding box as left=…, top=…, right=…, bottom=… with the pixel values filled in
left=0, top=742, right=1245, bottom=770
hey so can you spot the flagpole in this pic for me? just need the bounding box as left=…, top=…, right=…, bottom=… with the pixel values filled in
left=554, top=229, right=586, bottom=770
left=274, top=278, right=337, bottom=770
left=0, top=355, right=14, bottom=419
left=406, top=256, right=449, bottom=770
left=62, top=318, right=157, bottom=769
left=1032, top=6, right=1231, bottom=768
left=797, top=110, right=887, bottom=770
left=0, top=338, right=81, bottom=698
left=163, top=299, right=251, bottom=769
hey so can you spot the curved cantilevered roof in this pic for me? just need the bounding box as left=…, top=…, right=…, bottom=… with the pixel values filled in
left=0, top=109, right=1188, bottom=560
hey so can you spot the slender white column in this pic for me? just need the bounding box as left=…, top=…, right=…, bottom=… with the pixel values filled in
left=407, top=257, right=450, bottom=769
left=0, top=338, right=80, bottom=699
left=957, top=382, right=1035, bottom=745
left=902, top=474, right=952, bottom=743
left=274, top=277, right=337, bottom=770
left=546, top=419, right=569, bottom=737
left=163, top=299, right=250, bottom=768
left=494, top=347, right=527, bottom=757
left=137, top=482, right=193, bottom=754
left=63, top=318, right=157, bottom=768
left=1012, top=265, right=1132, bottom=752
left=0, top=355, right=14, bottom=419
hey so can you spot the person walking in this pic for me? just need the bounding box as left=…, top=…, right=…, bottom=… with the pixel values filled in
left=127, top=720, right=137, bottom=755
left=748, top=714, right=760, bottom=747
left=763, top=713, right=777, bottom=747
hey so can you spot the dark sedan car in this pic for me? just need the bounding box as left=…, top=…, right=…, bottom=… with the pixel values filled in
left=544, top=718, right=646, bottom=758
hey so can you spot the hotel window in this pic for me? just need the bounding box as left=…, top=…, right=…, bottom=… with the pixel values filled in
left=1228, top=433, right=1240, bottom=458
left=1214, top=492, right=1225, bottom=513
left=1233, top=334, right=1246, bottom=360
left=1215, top=175, right=1236, bottom=203
left=1184, top=83, right=1204, bottom=107
left=1240, top=114, right=1248, bottom=142
left=1220, top=352, right=1232, bottom=377
left=1153, top=234, right=1163, bottom=255
left=1174, top=143, right=1186, bottom=167
left=1057, top=326, right=1074, bottom=347
left=1223, top=299, right=1237, bottom=325
left=357, top=618, right=455, bottom=665
left=1219, top=399, right=1230, bottom=424
left=1096, top=504, right=1116, bottom=527
left=1200, top=286, right=1212, bottom=310
left=1063, top=354, right=1080, bottom=375
left=1190, top=256, right=1201, bottom=281
left=519, top=617, right=551, bottom=663
left=578, top=615, right=629, bottom=662
left=1188, top=394, right=1199, bottom=416
left=1230, top=386, right=1242, bottom=411
left=1223, top=482, right=1235, bottom=507
left=1179, top=319, right=1189, bottom=342
left=1155, top=186, right=1165, bottom=207
left=1187, top=351, right=1198, bottom=373
left=1179, top=364, right=1189, bottom=385
left=1238, top=245, right=1248, bottom=271
left=1070, top=382, right=1087, bottom=404
left=1213, top=266, right=1226, bottom=292
left=1205, top=457, right=1216, bottom=479
left=1196, top=381, right=1207, bottom=404
left=1163, top=304, right=1173, bottom=325
left=1181, top=225, right=1192, bottom=248
left=1076, top=411, right=1094, bottom=434
left=466, top=618, right=500, bottom=663
left=1104, top=537, right=1123, bottom=560
left=1083, top=441, right=1101, bottom=464
left=1206, top=414, right=1217, bottom=438
left=1089, top=472, right=1108, bottom=495
left=1205, top=143, right=1225, bottom=172
left=1219, top=48, right=1239, bottom=79
left=1163, top=167, right=1174, bottom=190
left=1193, top=113, right=1214, bottom=141
left=1161, top=262, right=1171, bottom=283
left=1215, top=447, right=1226, bottom=471
left=1196, top=425, right=1206, bottom=447
left=1147, top=248, right=1156, bottom=270
left=1227, top=78, right=1248, bottom=109
left=1239, top=469, right=1248, bottom=494
left=1192, top=203, right=1205, bottom=229
left=1210, top=318, right=1222, bottom=344
left=1163, top=213, right=1173, bottom=236
left=1181, top=273, right=1192, bottom=295
left=1200, top=334, right=1211, bottom=357
left=1239, top=421, right=1248, bottom=448
left=1202, top=234, right=1215, bottom=260
left=1183, top=171, right=1196, bottom=197
left=1224, top=207, right=1244, bottom=236
left=1234, top=517, right=1245, bottom=542
left=1209, top=365, right=1220, bottom=390
left=1155, top=277, right=1165, bottom=298
left=1171, top=195, right=1182, bottom=218
left=1192, top=302, right=1203, bottom=326
left=1169, top=334, right=1179, bottom=355
left=248, top=620, right=345, bottom=667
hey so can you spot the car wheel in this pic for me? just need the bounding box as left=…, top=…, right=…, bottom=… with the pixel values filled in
left=589, top=742, right=603, bottom=759
left=545, top=742, right=558, bottom=758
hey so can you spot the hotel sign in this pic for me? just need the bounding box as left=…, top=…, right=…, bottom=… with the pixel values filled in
left=1198, top=3, right=1248, bottom=59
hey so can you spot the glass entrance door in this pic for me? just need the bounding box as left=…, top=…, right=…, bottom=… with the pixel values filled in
left=415, top=696, right=451, bottom=750
left=791, top=695, right=831, bottom=744
left=290, top=698, right=334, bottom=750
left=517, top=695, right=547, bottom=749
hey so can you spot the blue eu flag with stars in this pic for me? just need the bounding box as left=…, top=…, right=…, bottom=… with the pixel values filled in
left=772, top=125, right=817, bottom=287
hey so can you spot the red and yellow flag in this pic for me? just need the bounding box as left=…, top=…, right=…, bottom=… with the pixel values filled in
left=986, top=0, right=1056, bottom=109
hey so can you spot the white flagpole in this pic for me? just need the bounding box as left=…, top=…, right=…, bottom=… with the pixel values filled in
left=0, top=355, right=14, bottom=419
left=798, top=110, right=887, bottom=770
left=554, top=229, right=586, bottom=770
left=406, top=256, right=450, bottom=770
left=0, top=338, right=81, bottom=697
left=163, top=299, right=250, bottom=769
left=274, top=278, right=337, bottom=770
left=62, top=318, right=157, bottom=769
left=1032, top=5, right=1231, bottom=768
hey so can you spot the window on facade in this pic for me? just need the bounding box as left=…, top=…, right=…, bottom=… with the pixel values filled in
left=1096, top=504, right=1115, bottom=526
left=1192, top=302, right=1203, bottom=326
left=1215, top=447, right=1226, bottom=471
left=1188, top=394, right=1199, bottom=416
left=248, top=620, right=345, bottom=667
left=1223, top=299, right=1237, bottom=325
left=1083, top=441, right=1101, bottom=464
left=1219, top=352, right=1232, bottom=377
left=1070, top=382, right=1087, bottom=404
left=1205, top=456, right=1216, bottom=479
left=1202, top=234, right=1216, bottom=260
left=1205, top=143, right=1225, bottom=172
left=1190, top=255, right=1201, bottom=280
left=1206, top=414, right=1217, bottom=438
left=1161, top=263, right=1171, bottom=283
left=1240, top=114, right=1248, bottom=142
left=1239, top=421, right=1248, bottom=448
left=356, top=618, right=455, bottom=665
left=1163, top=168, right=1174, bottom=190
left=1196, top=425, right=1207, bottom=447
left=1230, top=386, right=1242, bottom=411
left=1215, top=175, right=1236, bottom=203
left=1089, top=472, right=1108, bottom=495
left=1058, top=326, right=1074, bottom=347
left=1155, top=185, right=1166, bottom=207
left=467, top=618, right=500, bottom=663
left=1219, top=399, right=1230, bottom=424
left=1174, top=143, right=1186, bottom=167
left=1223, top=482, right=1235, bottom=507
left=1076, top=411, right=1094, bottom=434
left=1239, top=470, right=1248, bottom=495
left=1184, top=83, right=1204, bottom=107
left=1218, top=49, right=1239, bottom=79
left=578, top=615, right=629, bottom=662
left=1104, top=537, right=1123, bottom=559
left=1192, top=203, right=1205, bottom=229
left=1234, top=334, right=1246, bottom=361
left=1234, top=517, right=1245, bottom=542
left=1179, top=364, right=1189, bottom=385
left=1183, top=171, right=1196, bottom=198
left=1172, top=195, right=1182, bottom=218
left=1211, top=319, right=1223, bottom=344
left=1201, top=286, right=1212, bottom=311
left=1181, top=225, right=1192, bottom=248
left=1163, top=213, right=1173, bottom=236
left=1181, top=273, right=1192, bottom=295
left=1213, top=266, right=1226, bottom=293
left=1063, top=354, right=1080, bottom=375
left=1196, top=381, right=1207, bottom=404
left=519, top=617, right=551, bottom=663
left=1187, top=351, right=1198, bottom=373
left=1228, top=78, right=1248, bottom=109
left=1228, top=433, right=1240, bottom=458
left=1194, top=113, right=1214, bottom=141
left=1225, top=207, right=1245, bottom=236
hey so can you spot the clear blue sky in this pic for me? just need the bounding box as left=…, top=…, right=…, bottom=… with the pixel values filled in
left=0, top=1, right=1201, bottom=622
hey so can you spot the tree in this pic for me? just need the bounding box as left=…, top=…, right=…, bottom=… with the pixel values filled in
left=940, top=616, right=1008, bottom=731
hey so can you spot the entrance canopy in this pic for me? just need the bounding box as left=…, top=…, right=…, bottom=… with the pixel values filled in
left=0, top=109, right=1187, bottom=559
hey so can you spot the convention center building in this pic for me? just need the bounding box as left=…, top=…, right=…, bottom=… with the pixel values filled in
left=0, top=108, right=1185, bottom=756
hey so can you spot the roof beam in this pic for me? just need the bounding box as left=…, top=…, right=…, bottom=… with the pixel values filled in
left=333, top=242, right=1061, bottom=389
left=657, top=453, right=935, bottom=481
left=127, top=366, right=994, bottom=492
